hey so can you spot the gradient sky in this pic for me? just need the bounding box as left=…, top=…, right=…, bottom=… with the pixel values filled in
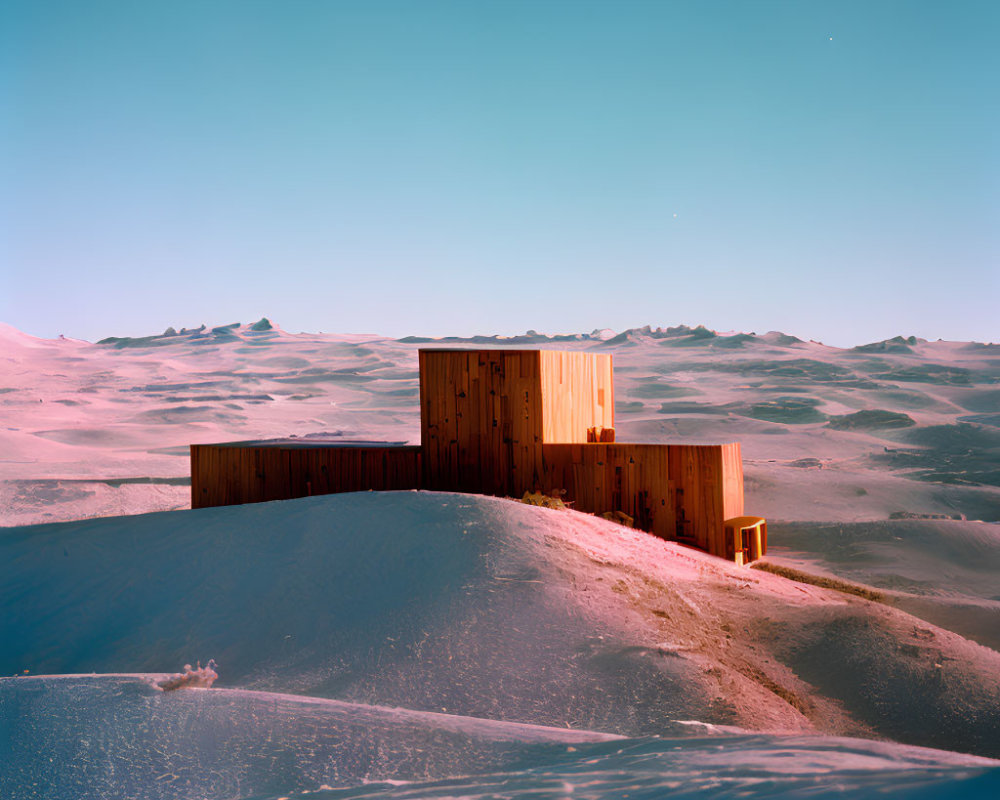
left=2, top=0, right=997, bottom=346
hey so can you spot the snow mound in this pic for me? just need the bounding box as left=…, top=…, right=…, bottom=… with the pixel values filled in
left=2, top=675, right=995, bottom=800
left=0, top=492, right=723, bottom=734
left=4, top=492, right=1000, bottom=758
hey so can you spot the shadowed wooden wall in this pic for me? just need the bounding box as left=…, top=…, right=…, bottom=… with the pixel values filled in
left=191, top=442, right=421, bottom=509
left=419, top=349, right=543, bottom=496
left=522, top=442, right=743, bottom=553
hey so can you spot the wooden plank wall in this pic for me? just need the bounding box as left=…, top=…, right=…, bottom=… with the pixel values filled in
left=719, top=442, right=745, bottom=522
left=191, top=444, right=422, bottom=508
left=419, top=349, right=544, bottom=496
left=532, top=443, right=671, bottom=538
left=527, top=443, right=740, bottom=555
left=191, top=439, right=741, bottom=557
left=539, top=351, right=614, bottom=443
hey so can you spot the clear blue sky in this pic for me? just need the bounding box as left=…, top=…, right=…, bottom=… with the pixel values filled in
left=2, top=0, right=997, bottom=345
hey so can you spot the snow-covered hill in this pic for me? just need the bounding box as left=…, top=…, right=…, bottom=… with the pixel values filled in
left=4, top=493, right=1000, bottom=753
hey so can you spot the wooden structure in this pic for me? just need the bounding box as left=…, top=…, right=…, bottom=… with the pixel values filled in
left=724, top=516, right=768, bottom=566
left=190, top=441, right=421, bottom=508
left=192, top=348, right=754, bottom=561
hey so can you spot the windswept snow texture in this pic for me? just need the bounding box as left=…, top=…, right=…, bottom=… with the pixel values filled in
left=3, top=677, right=997, bottom=800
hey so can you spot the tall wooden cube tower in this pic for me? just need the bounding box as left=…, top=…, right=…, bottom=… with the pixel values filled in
left=419, top=350, right=614, bottom=496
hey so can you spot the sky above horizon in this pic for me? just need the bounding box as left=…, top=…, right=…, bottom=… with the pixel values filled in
left=1, top=0, right=997, bottom=347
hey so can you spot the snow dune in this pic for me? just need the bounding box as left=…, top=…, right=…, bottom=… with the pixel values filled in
left=2, top=491, right=1000, bottom=799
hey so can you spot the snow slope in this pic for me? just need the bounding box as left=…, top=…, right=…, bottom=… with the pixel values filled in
left=3, top=492, right=1000, bottom=786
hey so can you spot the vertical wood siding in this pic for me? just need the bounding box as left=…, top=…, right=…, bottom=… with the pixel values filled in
left=531, top=443, right=738, bottom=551
left=420, top=349, right=544, bottom=496
left=538, top=351, right=614, bottom=443
left=191, top=444, right=421, bottom=508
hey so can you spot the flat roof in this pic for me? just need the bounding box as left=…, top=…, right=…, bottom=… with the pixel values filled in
left=194, top=439, right=417, bottom=450
left=417, top=347, right=613, bottom=357
left=418, top=347, right=543, bottom=353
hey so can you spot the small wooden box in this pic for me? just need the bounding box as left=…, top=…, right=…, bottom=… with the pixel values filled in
left=724, top=516, right=767, bottom=565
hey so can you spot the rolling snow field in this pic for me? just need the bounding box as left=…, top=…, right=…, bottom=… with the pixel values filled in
left=2, top=320, right=999, bottom=798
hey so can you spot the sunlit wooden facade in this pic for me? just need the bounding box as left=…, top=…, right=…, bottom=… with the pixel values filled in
left=192, top=348, right=748, bottom=559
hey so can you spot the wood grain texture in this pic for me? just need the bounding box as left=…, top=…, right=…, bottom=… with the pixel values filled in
left=720, top=442, right=745, bottom=521
left=539, top=350, right=614, bottom=443
left=532, top=443, right=739, bottom=552
left=419, top=349, right=543, bottom=496
left=191, top=443, right=421, bottom=508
